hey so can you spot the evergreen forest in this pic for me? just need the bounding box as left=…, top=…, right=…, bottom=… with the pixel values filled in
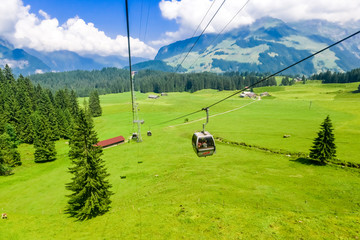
left=311, top=68, right=360, bottom=83
left=0, top=65, right=80, bottom=174
left=29, top=68, right=277, bottom=96
left=29, top=67, right=360, bottom=97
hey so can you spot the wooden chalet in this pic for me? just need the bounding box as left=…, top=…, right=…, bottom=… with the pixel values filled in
left=96, top=136, right=125, bottom=149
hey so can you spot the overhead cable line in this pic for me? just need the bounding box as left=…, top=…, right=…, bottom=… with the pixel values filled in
left=143, top=2, right=151, bottom=42
left=188, top=0, right=251, bottom=69
left=172, top=0, right=217, bottom=67
left=154, top=29, right=360, bottom=126
left=190, top=0, right=217, bottom=40
left=138, top=0, right=144, bottom=40
left=173, top=0, right=227, bottom=73
left=125, top=0, right=135, bottom=124
left=146, top=1, right=218, bottom=131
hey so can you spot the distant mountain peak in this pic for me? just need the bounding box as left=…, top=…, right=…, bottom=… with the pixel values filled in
left=251, top=16, right=286, bottom=30
left=152, top=17, right=359, bottom=75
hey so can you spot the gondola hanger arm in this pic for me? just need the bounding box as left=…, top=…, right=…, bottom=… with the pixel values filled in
left=202, top=107, right=209, bottom=133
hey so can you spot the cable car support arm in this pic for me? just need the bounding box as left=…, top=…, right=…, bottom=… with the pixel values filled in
left=202, top=107, right=209, bottom=133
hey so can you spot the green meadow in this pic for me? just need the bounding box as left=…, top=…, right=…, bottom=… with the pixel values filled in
left=1, top=81, right=360, bottom=239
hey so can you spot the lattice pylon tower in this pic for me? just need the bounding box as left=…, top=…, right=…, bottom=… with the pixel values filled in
left=131, top=71, right=143, bottom=142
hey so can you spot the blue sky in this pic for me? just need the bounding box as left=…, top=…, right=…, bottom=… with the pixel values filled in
left=22, top=0, right=178, bottom=40
left=1, top=0, right=359, bottom=59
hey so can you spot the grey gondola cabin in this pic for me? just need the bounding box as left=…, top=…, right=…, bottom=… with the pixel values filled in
left=192, top=131, right=216, bottom=157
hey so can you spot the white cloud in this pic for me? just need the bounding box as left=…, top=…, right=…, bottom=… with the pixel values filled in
left=0, top=0, right=156, bottom=58
left=0, top=59, right=28, bottom=69
left=0, top=0, right=27, bottom=36
left=159, top=0, right=360, bottom=43
left=38, top=10, right=50, bottom=20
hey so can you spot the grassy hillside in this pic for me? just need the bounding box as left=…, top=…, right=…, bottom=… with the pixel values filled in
left=1, top=82, right=359, bottom=239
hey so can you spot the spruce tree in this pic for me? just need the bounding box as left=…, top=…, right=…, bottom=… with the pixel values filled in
left=2, top=66, right=20, bottom=129
left=302, top=75, right=306, bottom=84
left=309, top=115, right=336, bottom=164
left=16, top=75, right=34, bottom=143
left=55, top=89, right=75, bottom=139
left=0, top=124, right=21, bottom=167
left=37, top=90, right=60, bottom=140
left=69, top=90, right=79, bottom=118
left=65, top=108, right=112, bottom=220
left=33, top=113, right=57, bottom=163
left=89, top=90, right=102, bottom=117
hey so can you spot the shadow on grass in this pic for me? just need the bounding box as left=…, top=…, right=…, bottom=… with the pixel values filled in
left=291, top=157, right=325, bottom=166
left=34, top=159, right=56, bottom=164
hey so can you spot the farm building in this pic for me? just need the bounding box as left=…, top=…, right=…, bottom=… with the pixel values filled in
left=148, top=95, right=159, bottom=99
left=161, top=92, right=168, bottom=96
left=260, top=92, right=270, bottom=97
left=240, top=91, right=257, bottom=98
left=96, top=136, right=125, bottom=149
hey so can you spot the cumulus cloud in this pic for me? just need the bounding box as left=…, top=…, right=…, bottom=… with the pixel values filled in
left=0, top=59, right=28, bottom=69
left=0, top=0, right=156, bottom=58
left=159, top=0, right=360, bottom=43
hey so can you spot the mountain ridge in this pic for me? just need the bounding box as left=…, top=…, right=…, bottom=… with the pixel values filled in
left=0, top=17, right=359, bottom=75
left=153, top=17, right=359, bottom=75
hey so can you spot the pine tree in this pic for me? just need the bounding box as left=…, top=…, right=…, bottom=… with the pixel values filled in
left=88, top=90, right=102, bottom=117
left=302, top=75, right=306, bottom=84
left=2, top=66, right=20, bottom=129
left=69, top=90, right=79, bottom=118
left=33, top=113, right=57, bottom=163
left=309, top=115, right=336, bottom=164
left=37, top=90, right=59, bottom=140
left=54, top=89, right=75, bottom=139
left=16, top=75, right=34, bottom=143
left=65, top=108, right=112, bottom=220
left=0, top=124, right=21, bottom=167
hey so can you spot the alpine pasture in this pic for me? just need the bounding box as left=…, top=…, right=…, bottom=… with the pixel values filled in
left=1, top=81, right=360, bottom=239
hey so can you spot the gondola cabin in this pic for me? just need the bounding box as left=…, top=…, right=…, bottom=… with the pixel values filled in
left=192, top=131, right=216, bottom=157
left=132, top=133, right=138, bottom=140
left=147, top=131, right=152, bottom=136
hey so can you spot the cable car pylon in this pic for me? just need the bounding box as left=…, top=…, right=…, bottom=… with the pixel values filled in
left=125, top=0, right=143, bottom=143
left=131, top=71, right=144, bottom=142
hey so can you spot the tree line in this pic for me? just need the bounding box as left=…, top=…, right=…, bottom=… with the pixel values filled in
left=29, top=68, right=277, bottom=97
left=311, top=68, right=360, bottom=83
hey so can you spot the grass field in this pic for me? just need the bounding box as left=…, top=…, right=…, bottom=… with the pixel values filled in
left=1, top=81, right=360, bottom=239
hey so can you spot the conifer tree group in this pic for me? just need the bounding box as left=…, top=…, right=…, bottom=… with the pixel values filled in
left=0, top=65, right=79, bottom=172
left=0, top=65, right=111, bottom=218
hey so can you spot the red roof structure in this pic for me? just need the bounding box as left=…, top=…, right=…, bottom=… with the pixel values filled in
left=96, top=136, right=125, bottom=149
